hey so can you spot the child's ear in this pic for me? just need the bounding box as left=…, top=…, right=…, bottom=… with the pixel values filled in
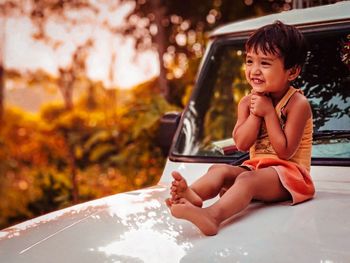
left=288, top=66, right=301, bottom=81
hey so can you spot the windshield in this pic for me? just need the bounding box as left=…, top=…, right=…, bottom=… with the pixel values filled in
left=173, top=29, right=350, bottom=162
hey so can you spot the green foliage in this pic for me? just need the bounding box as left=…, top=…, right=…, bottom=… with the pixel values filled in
left=0, top=79, right=178, bottom=229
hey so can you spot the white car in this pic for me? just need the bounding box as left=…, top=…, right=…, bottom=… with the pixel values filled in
left=1, top=2, right=349, bottom=262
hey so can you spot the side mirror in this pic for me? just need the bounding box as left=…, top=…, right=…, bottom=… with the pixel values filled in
left=157, top=112, right=182, bottom=156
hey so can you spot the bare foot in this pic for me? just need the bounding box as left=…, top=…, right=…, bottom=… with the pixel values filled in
left=170, top=171, right=203, bottom=207
left=171, top=198, right=219, bottom=236
left=165, top=198, right=173, bottom=208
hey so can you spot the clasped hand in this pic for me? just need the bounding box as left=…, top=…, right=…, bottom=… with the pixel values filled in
left=250, top=91, right=274, bottom=117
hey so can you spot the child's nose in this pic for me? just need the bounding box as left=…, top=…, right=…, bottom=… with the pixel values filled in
left=251, top=64, right=261, bottom=75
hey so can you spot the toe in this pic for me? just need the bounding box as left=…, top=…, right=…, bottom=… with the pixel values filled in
left=171, top=171, right=183, bottom=181
left=165, top=198, right=172, bottom=208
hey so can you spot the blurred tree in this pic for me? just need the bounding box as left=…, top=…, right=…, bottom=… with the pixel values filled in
left=0, top=0, right=110, bottom=112
left=0, top=1, right=24, bottom=125
left=295, top=32, right=350, bottom=130
left=0, top=0, right=338, bottom=110
left=0, top=16, right=4, bottom=125
left=58, top=39, right=94, bottom=110
left=0, top=77, right=179, bottom=228
left=118, top=0, right=293, bottom=104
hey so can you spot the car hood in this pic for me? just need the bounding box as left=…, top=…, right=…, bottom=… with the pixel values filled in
left=1, top=166, right=350, bottom=262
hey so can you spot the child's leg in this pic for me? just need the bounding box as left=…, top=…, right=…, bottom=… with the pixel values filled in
left=170, top=167, right=291, bottom=236
left=191, top=164, right=248, bottom=200
left=170, top=165, right=247, bottom=207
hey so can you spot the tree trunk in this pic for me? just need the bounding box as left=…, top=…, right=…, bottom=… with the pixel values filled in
left=68, top=143, right=79, bottom=204
left=63, top=85, right=74, bottom=111
left=0, top=64, right=4, bottom=126
left=58, top=68, right=74, bottom=110
left=0, top=17, right=5, bottom=125
left=63, top=131, right=79, bottom=203
left=150, top=0, right=169, bottom=101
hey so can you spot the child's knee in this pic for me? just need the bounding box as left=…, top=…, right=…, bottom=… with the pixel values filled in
left=208, top=164, right=228, bottom=173
left=236, top=171, right=252, bottom=180
left=235, top=172, right=256, bottom=191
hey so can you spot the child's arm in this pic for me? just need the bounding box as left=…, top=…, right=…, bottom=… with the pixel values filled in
left=233, top=95, right=262, bottom=151
left=250, top=92, right=311, bottom=160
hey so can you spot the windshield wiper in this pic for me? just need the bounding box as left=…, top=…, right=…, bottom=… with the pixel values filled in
left=313, top=130, right=350, bottom=140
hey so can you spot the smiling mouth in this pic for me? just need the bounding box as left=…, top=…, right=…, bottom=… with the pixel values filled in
left=251, top=78, right=264, bottom=84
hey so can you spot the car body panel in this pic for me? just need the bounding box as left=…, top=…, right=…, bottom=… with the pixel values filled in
left=211, top=1, right=350, bottom=37
left=1, top=162, right=350, bottom=262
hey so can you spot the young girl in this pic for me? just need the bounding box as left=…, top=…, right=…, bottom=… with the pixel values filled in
left=166, top=21, right=315, bottom=236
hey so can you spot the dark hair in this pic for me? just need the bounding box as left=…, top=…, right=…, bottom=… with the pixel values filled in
left=245, top=20, right=307, bottom=69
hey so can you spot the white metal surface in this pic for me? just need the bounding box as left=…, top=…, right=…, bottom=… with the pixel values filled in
left=0, top=161, right=350, bottom=262
left=211, top=1, right=350, bottom=37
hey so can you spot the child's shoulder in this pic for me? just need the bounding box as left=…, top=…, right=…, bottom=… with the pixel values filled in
left=287, top=90, right=311, bottom=113
left=290, top=90, right=310, bottom=105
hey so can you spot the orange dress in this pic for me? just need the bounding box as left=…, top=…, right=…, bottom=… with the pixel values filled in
left=242, top=87, right=315, bottom=205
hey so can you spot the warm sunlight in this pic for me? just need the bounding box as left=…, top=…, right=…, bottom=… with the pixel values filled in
left=5, top=3, right=159, bottom=90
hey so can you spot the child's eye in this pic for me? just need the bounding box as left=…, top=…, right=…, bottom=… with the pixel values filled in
left=261, top=61, right=271, bottom=66
left=245, top=59, right=253, bottom=65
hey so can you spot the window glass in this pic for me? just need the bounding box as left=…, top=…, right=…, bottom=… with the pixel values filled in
left=173, top=30, right=350, bottom=160
left=173, top=43, right=249, bottom=159
left=296, top=31, right=350, bottom=158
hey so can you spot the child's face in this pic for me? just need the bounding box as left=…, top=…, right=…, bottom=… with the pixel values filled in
left=245, top=48, right=293, bottom=94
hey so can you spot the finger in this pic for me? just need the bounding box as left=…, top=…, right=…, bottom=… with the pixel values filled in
left=251, top=89, right=260, bottom=95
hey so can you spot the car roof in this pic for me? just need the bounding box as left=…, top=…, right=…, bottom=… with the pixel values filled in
left=211, top=1, right=350, bottom=38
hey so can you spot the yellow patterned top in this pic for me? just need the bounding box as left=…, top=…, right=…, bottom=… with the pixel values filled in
left=249, top=87, right=313, bottom=171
